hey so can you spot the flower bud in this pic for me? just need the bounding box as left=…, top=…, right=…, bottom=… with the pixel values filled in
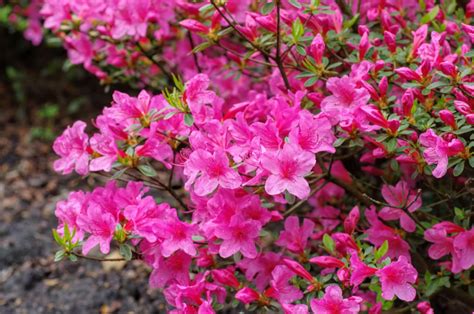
left=361, top=105, right=389, bottom=128
left=344, top=206, right=360, bottom=234
left=439, top=109, right=457, bottom=129
left=439, top=61, right=458, bottom=78
left=379, top=76, right=388, bottom=97
left=395, top=67, right=422, bottom=82
left=359, top=32, right=369, bottom=61
left=417, top=301, right=434, bottom=314
left=309, top=256, right=345, bottom=268
left=212, top=268, right=240, bottom=288
left=283, top=259, right=313, bottom=282
left=235, top=287, right=260, bottom=304
left=384, top=31, right=396, bottom=53
left=310, top=34, right=325, bottom=65
left=179, top=19, right=209, bottom=33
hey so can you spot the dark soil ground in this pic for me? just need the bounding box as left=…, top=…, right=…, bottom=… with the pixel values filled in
left=0, top=30, right=166, bottom=313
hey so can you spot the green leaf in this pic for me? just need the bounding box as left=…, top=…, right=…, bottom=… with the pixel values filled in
left=184, top=113, right=194, bottom=126
left=375, top=241, right=389, bottom=261
left=468, top=157, right=474, bottom=168
left=285, top=191, right=296, bottom=204
left=453, top=161, right=464, bottom=177
left=385, top=138, right=397, bottom=153
left=343, top=13, right=360, bottom=30
left=111, top=167, right=128, bottom=180
left=54, top=250, right=65, bottom=262
left=288, top=0, right=302, bottom=9
left=333, top=137, right=346, bottom=148
left=52, top=229, right=64, bottom=246
left=454, top=207, right=465, bottom=219
left=261, top=1, right=275, bottom=15
left=120, top=244, right=133, bottom=261
left=296, top=45, right=307, bottom=56
left=137, top=164, right=157, bottom=177
left=426, top=81, right=448, bottom=90
left=68, top=254, right=78, bottom=262
left=322, top=234, right=335, bottom=253
left=304, top=76, right=318, bottom=87
left=421, top=5, right=439, bottom=24
left=292, top=18, right=304, bottom=42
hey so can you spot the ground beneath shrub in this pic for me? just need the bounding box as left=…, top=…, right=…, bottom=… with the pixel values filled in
left=0, top=32, right=167, bottom=313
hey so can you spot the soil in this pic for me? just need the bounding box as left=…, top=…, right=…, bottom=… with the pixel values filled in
left=0, top=30, right=166, bottom=314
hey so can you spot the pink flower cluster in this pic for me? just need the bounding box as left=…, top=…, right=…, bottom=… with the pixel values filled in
left=39, top=0, right=474, bottom=312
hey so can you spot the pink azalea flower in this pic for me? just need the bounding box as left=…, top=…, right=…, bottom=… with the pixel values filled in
left=89, top=133, right=120, bottom=172
left=159, top=218, right=198, bottom=257
left=55, top=191, right=88, bottom=242
left=289, top=111, right=336, bottom=154
left=310, top=285, right=362, bottom=314
left=266, top=265, right=303, bottom=304
left=424, top=223, right=456, bottom=261
left=365, top=207, right=411, bottom=260
left=238, top=252, right=282, bottom=291
left=276, top=216, right=315, bottom=254
left=149, top=250, right=192, bottom=289
left=349, top=254, right=377, bottom=287
left=452, top=228, right=474, bottom=273
left=184, top=149, right=242, bottom=196
left=214, top=215, right=261, bottom=259
left=260, top=143, right=315, bottom=199
left=419, top=129, right=464, bottom=178
left=183, top=74, right=221, bottom=122
left=77, top=203, right=117, bottom=255
left=53, top=121, right=90, bottom=175
left=375, top=256, right=418, bottom=302
left=320, top=76, right=371, bottom=125
left=136, top=137, right=173, bottom=168
left=379, top=180, right=421, bottom=232
left=282, top=303, right=309, bottom=314
left=123, top=196, right=161, bottom=242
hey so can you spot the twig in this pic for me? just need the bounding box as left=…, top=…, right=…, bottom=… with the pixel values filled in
left=136, top=43, right=174, bottom=84
left=275, top=0, right=291, bottom=90
left=71, top=252, right=130, bottom=262
left=209, top=0, right=271, bottom=58
left=187, top=32, right=202, bottom=73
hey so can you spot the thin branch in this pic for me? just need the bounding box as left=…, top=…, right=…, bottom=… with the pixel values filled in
left=187, top=32, right=203, bottom=73
left=275, top=0, right=291, bottom=90
left=209, top=0, right=271, bottom=58
left=71, top=252, right=131, bottom=262
left=136, top=43, right=174, bottom=84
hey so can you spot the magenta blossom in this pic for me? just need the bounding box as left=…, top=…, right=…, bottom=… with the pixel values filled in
left=376, top=256, right=418, bottom=302
left=419, top=129, right=464, bottom=178
left=267, top=265, right=303, bottom=304
left=214, top=215, right=261, bottom=259
left=276, top=216, right=315, bottom=254
left=77, top=203, right=117, bottom=255
left=310, top=285, right=362, bottom=314
left=260, top=143, right=315, bottom=199
left=289, top=111, right=336, bottom=154
left=350, top=254, right=377, bottom=287
left=53, top=121, right=90, bottom=175
left=379, top=180, right=421, bottom=232
left=184, top=149, right=242, bottom=196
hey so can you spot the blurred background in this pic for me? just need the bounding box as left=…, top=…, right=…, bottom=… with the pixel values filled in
left=0, top=8, right=166, bottom=314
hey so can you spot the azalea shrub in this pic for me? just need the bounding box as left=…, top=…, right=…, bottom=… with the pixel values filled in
left=16, top=0, right=474, bottom=312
